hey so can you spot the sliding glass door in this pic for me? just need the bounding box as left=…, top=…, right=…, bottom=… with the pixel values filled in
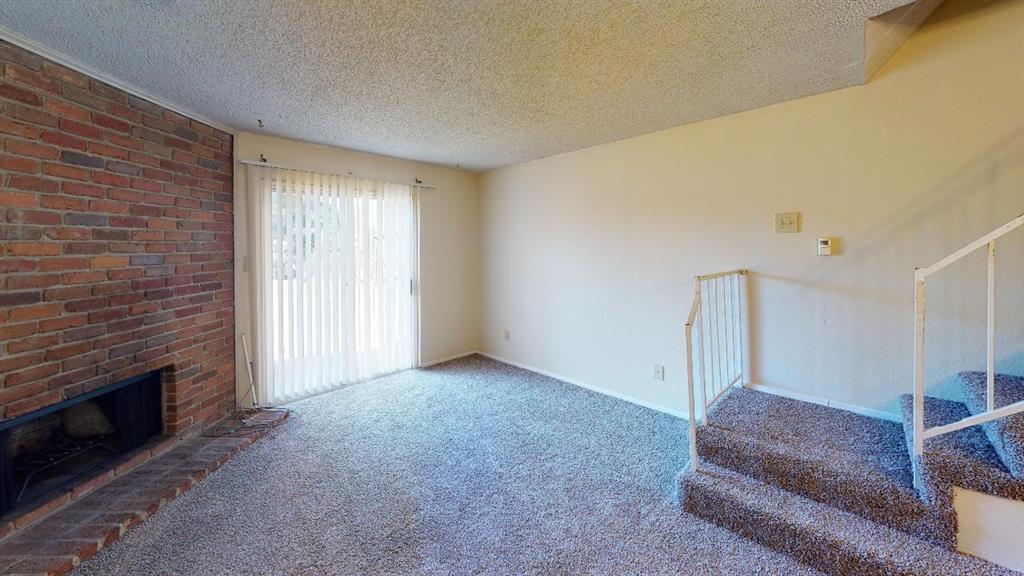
left=246, top=165, right=417, bottom=404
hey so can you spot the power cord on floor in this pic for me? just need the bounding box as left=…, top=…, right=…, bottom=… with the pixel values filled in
left=208, top=334, right=293, bottom=437
left=204, top=406, right=292, bottom=438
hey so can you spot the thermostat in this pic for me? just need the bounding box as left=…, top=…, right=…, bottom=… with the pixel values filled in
left=817, top=237, right=833, bottom=256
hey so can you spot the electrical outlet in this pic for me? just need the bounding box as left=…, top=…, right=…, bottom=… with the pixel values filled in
left=653, top=364, right=665, bottom=381
left=503, top=328, right=511, bottom=342
left=774, top=211, right=800, bottom=233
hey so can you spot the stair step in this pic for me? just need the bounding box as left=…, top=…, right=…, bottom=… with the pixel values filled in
left=679, top=463, right=1013, bottom=576
left=898, top=394, right=1024, bottom=504
left=697, top=425, right=953, bottom=546
left=701, top=388, right=952, bottom=546
left=959, top=371, right=1024, bottom=478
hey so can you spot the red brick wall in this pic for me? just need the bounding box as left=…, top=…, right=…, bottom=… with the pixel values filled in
left=0, top=41, right=235, bottom=436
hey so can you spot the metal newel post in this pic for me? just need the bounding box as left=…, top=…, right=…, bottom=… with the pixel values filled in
left=912, top=271, right=926, bottom=489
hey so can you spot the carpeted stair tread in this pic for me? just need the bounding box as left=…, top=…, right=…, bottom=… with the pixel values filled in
left=959, top=371, right=1024, bottom=478
left=898, top=394, right=1024, bottom=503
left=696, top=423, right=952, bottom=546
left=679, top=463, right=1013, bottom=576
left=707, top=388, right=910, bottom=477
left=700, top=388, right=953, bottom=546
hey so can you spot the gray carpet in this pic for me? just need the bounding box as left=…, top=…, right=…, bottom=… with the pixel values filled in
left=680, top=463, right=1011, bottom=576
left=72, top=355, right=822, bottom=576
left=706, top=387, right=911, bottom=484
left=699, top=387, right=952, bottom=546
left=680, top=388, right=1015, bottom=575
left=960, top=371, right=1024, bottom=478
left=898, top=394, right=1024, bottom=505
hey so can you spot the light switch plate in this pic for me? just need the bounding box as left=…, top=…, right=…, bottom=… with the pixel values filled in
left=775, top=212, right=800, bottom=233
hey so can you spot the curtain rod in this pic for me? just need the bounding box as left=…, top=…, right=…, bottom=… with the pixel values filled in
left=238, top=158, right=436, bottom=189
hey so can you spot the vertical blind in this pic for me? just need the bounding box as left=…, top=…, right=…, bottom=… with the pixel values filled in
left=246, top=165, right=417, bottom=405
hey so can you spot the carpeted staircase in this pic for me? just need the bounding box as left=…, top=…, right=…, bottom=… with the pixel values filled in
left=960, top=372, right=1024, bottom=478
left=679, top=372, right=1024, bottom=576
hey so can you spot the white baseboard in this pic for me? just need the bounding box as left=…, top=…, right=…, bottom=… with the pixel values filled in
left=476, top=351, right=690, bottom=420
left=418, top=350, right=481, bottom=368
left=420, top=351, right=898, bottom=424
left=744, top=382, right=900, bottom=422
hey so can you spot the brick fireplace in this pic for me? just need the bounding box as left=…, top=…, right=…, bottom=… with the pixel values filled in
left=0, top=39, right=235, bottom=445
left=0, top=370, right=162, bottom=516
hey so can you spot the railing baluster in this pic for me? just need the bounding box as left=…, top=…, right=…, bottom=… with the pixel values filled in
left=698, top=294, right=708, bottom=424
left=724, top=276, right=733, bottom=385
left=710, top=279, right=720, bottom=397
left=729, top=274, right=737, bottom=381
left=912, top=273, right=926, bottom=490
left=685, top=315, right=699, bottom=472
left=724, top=276, right=733, bottom=383
left=737, top=272, right=744, bottom=385
left=692, top=271, right=749, bottom=409
left=987, top=241, right=995, bottom=412
left=717, top=277, right=727, bottom=395
left=713, top=277, right=720, bottom=395
left=734, top=274, right=741, bottom=381
left=732, top=275, right=738, bottom=381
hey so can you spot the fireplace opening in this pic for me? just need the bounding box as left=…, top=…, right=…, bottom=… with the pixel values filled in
left=0, top=370, right=163, bottom=517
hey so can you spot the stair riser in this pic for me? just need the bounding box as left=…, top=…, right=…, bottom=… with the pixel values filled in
left=681, top=477, right=918, bottom=576
left=697, top=427, right=955, bottom=547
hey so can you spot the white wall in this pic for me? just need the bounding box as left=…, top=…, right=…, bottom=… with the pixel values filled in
left=233, top=133, right=481, bottom=403
left=479, top=0, right=1024, bottom=417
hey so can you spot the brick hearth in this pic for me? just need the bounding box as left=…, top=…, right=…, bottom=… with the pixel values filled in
left=0, top=39, right=235, bottom=436
left=0, top=418, right=279, bottom=576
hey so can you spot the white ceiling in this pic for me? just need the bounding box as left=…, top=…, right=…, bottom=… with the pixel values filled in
left=0, top=1, right=924, bottom=171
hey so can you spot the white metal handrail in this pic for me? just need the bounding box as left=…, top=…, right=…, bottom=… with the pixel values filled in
left=686, top=269, right=748, bottom=472
left=913, top=213, right=1024, bottom=487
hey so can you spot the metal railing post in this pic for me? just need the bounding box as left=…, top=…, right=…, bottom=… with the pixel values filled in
left=987, top=241, right=996, bottom=412
left=710, top=279, right=720, bottom=401
left=697, top=281, right=707, bottom=424
left=739, top=271, right=747, bottom=386
left=912, top=271, right=926, bottom=489
left=686, top=320, right=699, bottom=472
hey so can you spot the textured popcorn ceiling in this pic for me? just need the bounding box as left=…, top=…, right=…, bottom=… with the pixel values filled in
left=0, top=0, right=927, bottom=171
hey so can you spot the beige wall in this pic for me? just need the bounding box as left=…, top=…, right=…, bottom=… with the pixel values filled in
left=233, top=132, right=481, bottom=403
left=479, top=0, right=1024, bottom=417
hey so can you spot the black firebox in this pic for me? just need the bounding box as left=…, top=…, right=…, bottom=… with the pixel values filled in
left=0, top=370, right=162, bottom=517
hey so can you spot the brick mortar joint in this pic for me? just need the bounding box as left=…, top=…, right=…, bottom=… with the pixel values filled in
left=0, top=32, right=236, bottom=432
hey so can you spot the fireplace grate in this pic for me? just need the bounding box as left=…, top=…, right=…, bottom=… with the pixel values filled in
left=0, top=370, right=162, bottom=517
left=13, top=437, right=119, bottom=503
